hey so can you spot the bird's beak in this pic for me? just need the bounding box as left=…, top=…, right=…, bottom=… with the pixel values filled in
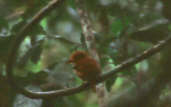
left=66, top=59, right=73, bottom=64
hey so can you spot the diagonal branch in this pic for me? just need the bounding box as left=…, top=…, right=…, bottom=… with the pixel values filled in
left=100, top=35, right=171, bottom=81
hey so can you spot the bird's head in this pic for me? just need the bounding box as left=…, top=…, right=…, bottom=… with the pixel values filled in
left=68, top=51, right=88, bottom=64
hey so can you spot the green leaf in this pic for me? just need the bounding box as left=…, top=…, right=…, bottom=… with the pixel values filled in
left=40, top=18, right=47, bottom=31
left=25, top=60, right=42, bottom=73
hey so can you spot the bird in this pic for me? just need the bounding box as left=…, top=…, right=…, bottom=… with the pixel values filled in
left=68, top=51, right=101, bottom=91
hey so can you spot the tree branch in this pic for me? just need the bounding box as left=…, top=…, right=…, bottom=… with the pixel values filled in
left=101, top=35, right=171, bottom=81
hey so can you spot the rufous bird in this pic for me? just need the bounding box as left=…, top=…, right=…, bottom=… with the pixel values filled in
left=68, top=51, right=101, bottom=91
